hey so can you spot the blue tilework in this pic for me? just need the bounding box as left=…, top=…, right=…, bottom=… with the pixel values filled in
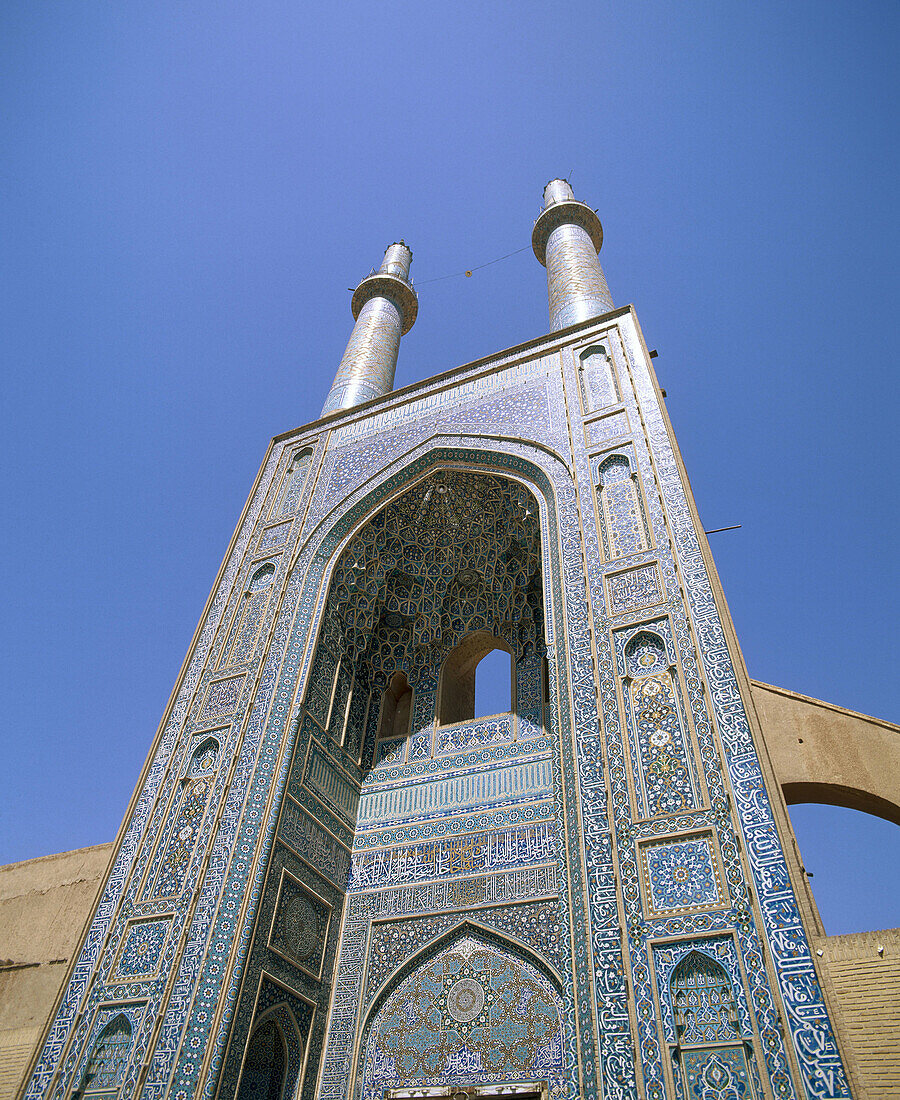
left=642, top=836, right=723, bottom=914
left=112, top=919, right=171, bottom=982
left=361, top=936, right=564, bottom=1099
left=24, top=311, right=853, bottom=1100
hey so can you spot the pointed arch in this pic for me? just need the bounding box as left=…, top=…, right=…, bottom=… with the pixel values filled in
left=272, top=446, right=313, bottom=517
left=235, top=1016, right=286, bottom=1100
left=624, top=629, right=668, bottom=676
left=364, top=920, right=565, bottom=1019
left=235, top=997, right=307, bottom=1100
left=358, top=923, right=565, bottom=1095
left=596, top=453, right=649, bottom=559
left=76, top=1013, right=132, bottom=1098
left=437, top=631, right=512, bottom=726
left=221, top=559, right=280, bottom=667
left=671, top=950, right=741, bottom=1045
left=147, top=735, right=221, bottom=899
left=577, top=343, right=618, bottom=411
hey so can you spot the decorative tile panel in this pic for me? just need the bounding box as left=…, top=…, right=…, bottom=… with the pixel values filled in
left=349, top=822, right=558, bottom=891
left=606, top=562, right=662, bottom=616
left=361, top=936, right=564, bottom=1100
left=111, top=917, right=172, bottom=982
left=640, top=835, right=725, bottom=915
left=199, top=675, right=245, bottom=720
left=269, top=874, right=331, bottom=979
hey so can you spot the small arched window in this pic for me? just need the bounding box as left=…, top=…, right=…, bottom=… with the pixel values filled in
left=78, top=1013, right=132, bottom=1097
left=474, top=648, right=513, bottom=719
left=236, top=1017, right=287, bottom=1100
left=437, top=632, right=512, bottom=726
left=377, top=671, right=412, bottom=741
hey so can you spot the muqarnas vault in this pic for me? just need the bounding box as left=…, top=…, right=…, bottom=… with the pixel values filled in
left=22, top=182, right=864, bottom=1100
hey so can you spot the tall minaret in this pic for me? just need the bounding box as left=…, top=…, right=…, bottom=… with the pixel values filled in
left=321, top=241, right=418, bottom=414
left=532, top=179, right=613, bottom=330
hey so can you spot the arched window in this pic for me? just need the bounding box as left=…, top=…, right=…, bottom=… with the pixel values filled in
left=474, top=647, right=513, bottom=719
left=671, top=951, right=740, bottom=1045
left=236, top=1018, right=287, bottom=1100
left=578, top=344, right=618, bottom=410
left=77, top=1013, right=132, bottom=1097
left=437, top=632, right=512, bottom=726
left=377, top=671, right=412, bottom=741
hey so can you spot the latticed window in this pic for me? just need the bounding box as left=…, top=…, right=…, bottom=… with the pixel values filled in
left=78, top=1014, right=132, bottom=1097
left=671, top=951, right=741, bottom=1045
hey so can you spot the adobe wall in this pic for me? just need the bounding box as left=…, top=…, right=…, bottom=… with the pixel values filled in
left=0, top=844, right=113, bottom=1100
left=750, top=680, right=900, bottom=824
left=812, top=928, right=900, bottom=1100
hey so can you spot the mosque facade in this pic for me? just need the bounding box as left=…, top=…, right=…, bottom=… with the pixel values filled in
left=16, top=181, right=892, bottom=1100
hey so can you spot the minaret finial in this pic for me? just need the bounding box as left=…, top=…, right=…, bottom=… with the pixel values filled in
left=532, top=179, right=613, bottom=330
left=321, top=241, right=418, bottom=415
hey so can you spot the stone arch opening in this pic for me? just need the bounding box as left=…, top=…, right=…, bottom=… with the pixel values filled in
left=377, top=670, right=412, bottom=741
left=302, top=468, right=545, bottom=766
left=783, top=781, right=900, bottom=827
left=787, top=801, right=900, bottom=933
left=437, top=632, right=512, bottom=726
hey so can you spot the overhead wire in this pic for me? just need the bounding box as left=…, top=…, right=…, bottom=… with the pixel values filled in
left=414, top=244, right=532, bottom=286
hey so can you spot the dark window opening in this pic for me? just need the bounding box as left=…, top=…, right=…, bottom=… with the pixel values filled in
left=236, top=1018, right=287, bottom=1100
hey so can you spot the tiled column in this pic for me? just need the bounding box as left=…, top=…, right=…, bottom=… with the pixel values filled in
left=532, top=179, right=613, bottom=331
left=321, top=242, right=418, bottom=415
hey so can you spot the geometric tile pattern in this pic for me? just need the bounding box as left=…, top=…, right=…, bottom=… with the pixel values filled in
left=577, top=345, right=618, bottom=411
left=270, top=877, right=330, bottom=978
left=618, top=627, right=699, bottom=819
left=598, top=452, right=648, bottom=558
left=111, top=918, right=171, bottom=982
left=681, top=1046, right=753, bottom=1100
left=641, top=835, right=724, bottom=914
left=361, top=936, right=564, bottom=1099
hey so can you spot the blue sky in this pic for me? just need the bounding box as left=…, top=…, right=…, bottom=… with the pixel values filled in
left=1, top=1, right=897, bottom=935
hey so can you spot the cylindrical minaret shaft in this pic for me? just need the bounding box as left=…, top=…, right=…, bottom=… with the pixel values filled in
left=532, top=179, right=613, bottom=330
left=321, top=242, right=418, bottom=415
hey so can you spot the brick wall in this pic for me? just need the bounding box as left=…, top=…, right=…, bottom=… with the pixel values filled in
left=815, top=927, right=900, bottom=1099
